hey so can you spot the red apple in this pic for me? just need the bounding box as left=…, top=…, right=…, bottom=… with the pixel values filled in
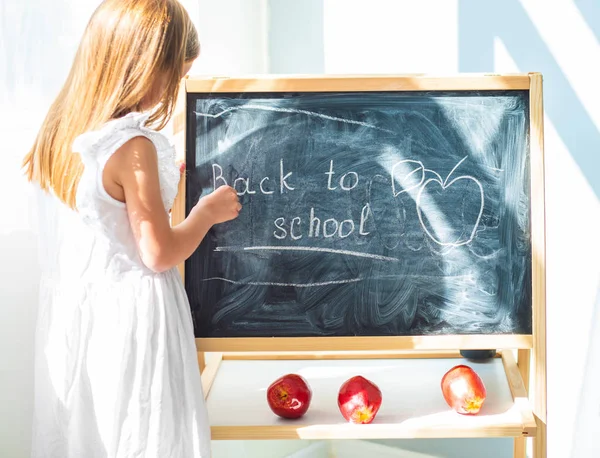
left=337, top=375, right=382, bottom=424
left=441, top=365, right=487, bottom=415
left=267, top=374, right=312, bottom=419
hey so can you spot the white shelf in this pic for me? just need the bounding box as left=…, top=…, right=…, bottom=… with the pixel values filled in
left=204, top=354, right=536, bottom=440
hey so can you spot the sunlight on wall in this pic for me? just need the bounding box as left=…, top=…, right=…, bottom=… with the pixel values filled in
left=495, top=18, right=600, bottom=457
left=520, top=0, right=600, bottom=130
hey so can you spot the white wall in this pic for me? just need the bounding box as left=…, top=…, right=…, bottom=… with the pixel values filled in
left=191, top=0, right=268, bottom=75
left=268, top=0, right=324, bottom=74
left=267, top=1, right=600, bottom=457
left=323, top=0, right=459, bottom=74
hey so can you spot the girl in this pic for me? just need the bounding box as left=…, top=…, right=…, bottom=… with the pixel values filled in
left=23, top=1, right=240, bottom=456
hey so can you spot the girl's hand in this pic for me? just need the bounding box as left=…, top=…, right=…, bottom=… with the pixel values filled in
left=194, top=185, right=241, bottom=225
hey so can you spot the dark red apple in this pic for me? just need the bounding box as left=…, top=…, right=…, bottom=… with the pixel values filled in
left=337, top=375, right=382, bottom=424
left=441, top=365, right=487, bottom=415
left=267, top=374, right=312, bottom=419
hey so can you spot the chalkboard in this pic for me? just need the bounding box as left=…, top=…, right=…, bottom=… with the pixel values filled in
left=185, top=90, right=532, bottom=338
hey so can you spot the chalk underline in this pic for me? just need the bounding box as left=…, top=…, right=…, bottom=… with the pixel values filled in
left=201, top=277, right=364, bottom=287
left=202, top=272, right=471, bottom=288
left=214, top=246, right=399, bottom=262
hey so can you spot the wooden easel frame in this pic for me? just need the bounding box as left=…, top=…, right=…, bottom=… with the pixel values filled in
left=172, top=73, right=546, bottom=457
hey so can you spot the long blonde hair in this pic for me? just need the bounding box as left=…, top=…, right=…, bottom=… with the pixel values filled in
left=23, top=0, right=199, bottom=208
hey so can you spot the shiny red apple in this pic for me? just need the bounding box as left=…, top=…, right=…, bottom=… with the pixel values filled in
left=441, top=365, right=487, bottom=415
left=337, top=375, right=382, bottom=424
left=266, top=374, right=312, bottom=419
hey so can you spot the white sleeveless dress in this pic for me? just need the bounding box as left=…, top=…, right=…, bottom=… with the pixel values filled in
left=31, top=112, right=211, bottom=458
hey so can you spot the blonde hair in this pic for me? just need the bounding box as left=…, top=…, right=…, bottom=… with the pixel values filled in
left=23, top=0, right=199, bottom=208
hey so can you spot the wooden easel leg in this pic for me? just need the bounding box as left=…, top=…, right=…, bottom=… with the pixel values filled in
left=200, top=352, right=223, bottom=400
left=514, top=437, right=528, bottom=458
left=198, top=351, right=206, bottom=373
left=197, top=349, right=223, bottom=399
left=514, top=349, right=531, bottom=458
left=528, top=72, right=547, bottom=458
left=533, top=418, right=546, bottom=458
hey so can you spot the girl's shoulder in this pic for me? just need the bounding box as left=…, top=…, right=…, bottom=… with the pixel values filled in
left=72, top=112, right=172, bottom=163
left=72, top=112, right=179, bottom=213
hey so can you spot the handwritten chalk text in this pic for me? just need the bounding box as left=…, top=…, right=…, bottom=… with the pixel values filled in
left=273, top=204, right=371, bottom=240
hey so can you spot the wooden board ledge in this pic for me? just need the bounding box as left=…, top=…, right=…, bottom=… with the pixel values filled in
left=202, top=354, right=536, bottom=440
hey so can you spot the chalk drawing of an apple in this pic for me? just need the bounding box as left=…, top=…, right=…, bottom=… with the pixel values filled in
left=416, top=157, right=484, bottom=248
left=391, top=159, right=425, bottom=197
